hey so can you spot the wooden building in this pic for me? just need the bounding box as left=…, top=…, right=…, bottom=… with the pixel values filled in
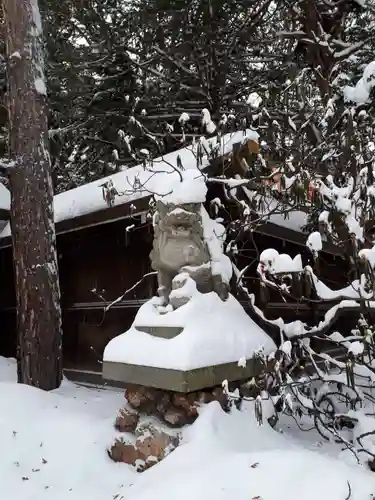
left=0, top=134, right=352, bottom=381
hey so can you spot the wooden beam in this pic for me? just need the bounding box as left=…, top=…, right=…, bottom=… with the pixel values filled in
left=255, top=221, right=343, bottom=257
left=0, top=195, right=152, bottom=249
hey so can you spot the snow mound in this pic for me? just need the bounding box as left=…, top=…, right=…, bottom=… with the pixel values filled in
left=104, top=291, right=276, bottom=370
left=125, top=402, right=375, bottom=500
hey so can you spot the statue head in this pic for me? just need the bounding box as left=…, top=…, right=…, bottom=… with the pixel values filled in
left=156, top=202, right=203, bottom=239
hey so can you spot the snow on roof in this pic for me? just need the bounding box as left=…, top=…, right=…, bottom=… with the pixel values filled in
left=154, top=168, right=208, bottom=205
left=0, top=130, right=257, bottom=239
left=104, top=291, right=276, bottom=370
left=267, top=209, right=308, bottom=234
left=242, top=187, right=309, bottom=235
left=0, top=129, right=311, bottom=244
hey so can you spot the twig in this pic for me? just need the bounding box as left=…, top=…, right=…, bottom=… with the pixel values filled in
left=105, top=271, right=157, bottom=312
left=345, top=481, right=351, bottom=500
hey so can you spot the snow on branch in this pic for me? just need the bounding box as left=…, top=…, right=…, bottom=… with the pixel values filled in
left=344, top=61, right=375, bottom=105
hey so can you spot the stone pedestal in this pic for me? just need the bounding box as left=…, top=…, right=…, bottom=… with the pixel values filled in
left=103, top=292, right=276, bottom=393
left=103, top=355, right=265, bottom=393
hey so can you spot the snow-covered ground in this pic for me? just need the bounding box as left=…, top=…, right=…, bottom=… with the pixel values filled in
left=0, top=357, right=133, bottom=500
left=1, top=356, right=375, bottom=500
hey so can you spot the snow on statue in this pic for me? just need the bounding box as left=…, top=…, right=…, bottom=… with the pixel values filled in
left=150, top=169, right=231, bottom=308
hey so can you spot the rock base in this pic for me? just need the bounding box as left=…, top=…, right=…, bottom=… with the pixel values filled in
left=108, top=383, right=230, bottom=471
left=125, top=383, right=229, bottom=426
left=109, top=422, right=180, bottom=472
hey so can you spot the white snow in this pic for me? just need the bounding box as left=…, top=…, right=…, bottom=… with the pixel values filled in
left=280, top=340, right=292, bottom=357
left=359, top=246, right=375, bottom=268
left=0, top=183, right=11, bottom=211
left=104, top=291, right=276, bottom=370
left=201, top=109, right=216, bottom=135
left=241, top=186, right=309, bottom=235
left=34, top=77, right=47, bottom=95
left=246, top=92, right=262, bottom=109
left=311, top=273, right=368, bottom=300
left=1, top=356, right=375, bottom=500
left=237, top=356, right=247, bottom=368
left=306, top=231, right=322, bottom=253
left=335, top=195, right=352, bottom=214
left=267, top=209, right=308, bottom=233
left=315, top=176, right=364, bottom=242
left=252, top=247, right=375, bottom=339
left=178, top=112, right=190, bottom=124
left=0, top=129, right=313, bottom=244
left=0, top=130, right=258, bottom=240
left=348, top=340, right=364, bottom=356
left=169, top=272, right=198, bottom=303
left=344, top=61, right=375, bottom=105
left=128, top=402, right=375, bottom=500
left=258, top=248, right=279, bottom=267
left=259, top=248, right=303, bottom=274
left=262, top=298, right=375, bottom=340
left=154, top=169, right=207, bottom=205
left=30, top=0, right=43, bottom=34
left=201, top=206, right=233, bottom=283
left=0, top=357, right=133, bottom=500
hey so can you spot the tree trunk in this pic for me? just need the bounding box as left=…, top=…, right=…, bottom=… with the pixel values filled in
left=2, top=0, right=63, bottom=390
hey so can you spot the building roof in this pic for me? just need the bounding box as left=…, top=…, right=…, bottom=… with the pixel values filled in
left=0, top=130, right=338, bottom=254
left=0, top=130, right=258, bottom=244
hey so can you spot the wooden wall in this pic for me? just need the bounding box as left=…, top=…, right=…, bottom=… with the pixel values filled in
left=60, top=217, right=156, bottom=371
left=0, top=216, right=157, bottom=372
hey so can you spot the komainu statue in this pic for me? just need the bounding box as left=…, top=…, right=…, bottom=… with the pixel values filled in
left=150, top=200, right=231, bottom=308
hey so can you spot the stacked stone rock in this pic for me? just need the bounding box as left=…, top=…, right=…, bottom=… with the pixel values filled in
left=124, top=383, right=229, bottom=426
left=110, top=417, right=180, bottom=472
left=109, top=383, right=229, bottom=471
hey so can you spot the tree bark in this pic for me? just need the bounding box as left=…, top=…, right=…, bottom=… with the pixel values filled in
left=2, top=0, right=63, bottom=390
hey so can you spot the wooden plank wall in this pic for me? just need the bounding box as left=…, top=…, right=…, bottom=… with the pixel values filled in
left=0, top=217, right=157, bottom=371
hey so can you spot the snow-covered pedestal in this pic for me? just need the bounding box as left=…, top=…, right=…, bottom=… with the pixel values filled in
left=103, top=288, right=276, bottom=392
left=103, top=137, right=275, bottom=393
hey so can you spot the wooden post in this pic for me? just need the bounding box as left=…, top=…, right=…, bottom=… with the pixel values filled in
left=2, top=0, right=63, bottom=389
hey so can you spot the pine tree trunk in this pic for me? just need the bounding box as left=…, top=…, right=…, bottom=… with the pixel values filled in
left=2, top=0, right=63, bottom=390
